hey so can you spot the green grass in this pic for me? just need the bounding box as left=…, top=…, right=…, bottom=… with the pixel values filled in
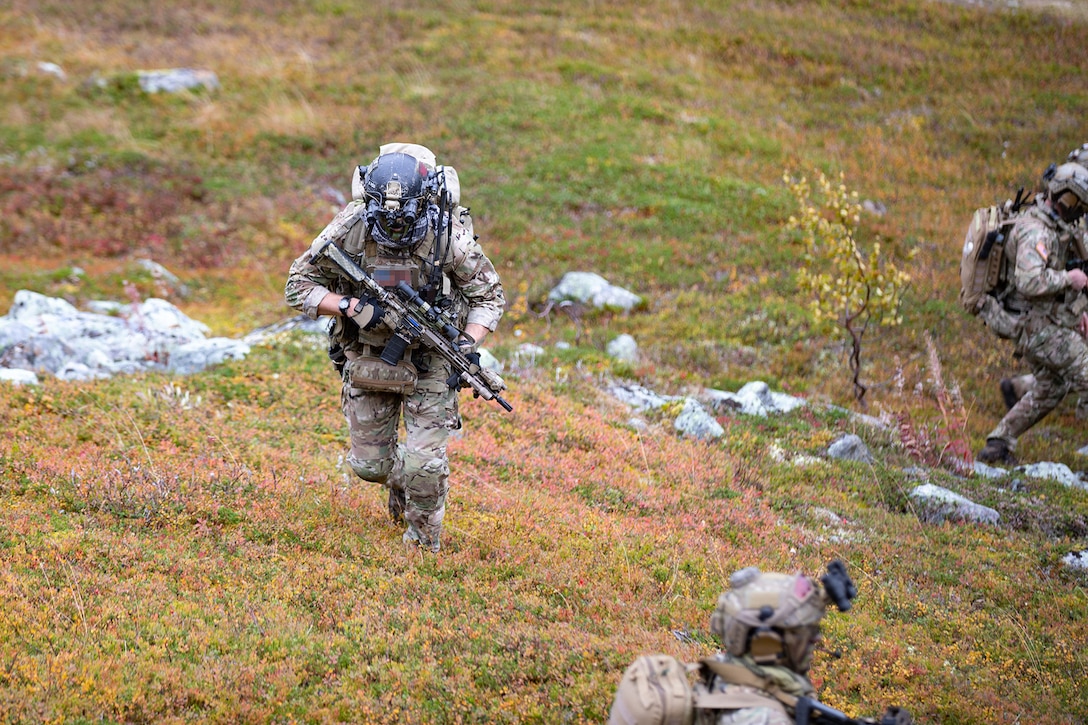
left=3, top=0, right=1088, bottom=721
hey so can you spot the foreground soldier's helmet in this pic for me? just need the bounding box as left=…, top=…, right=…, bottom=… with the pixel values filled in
left=1042, top=146, right=1088, bottom=187
left=710, top=561, right=856, bottom=674
left=358, top=152, right=433, bottom=249
left=1047, top=162, right=1088, bottom=221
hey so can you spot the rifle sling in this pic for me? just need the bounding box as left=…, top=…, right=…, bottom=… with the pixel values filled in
left=698, top=659, right=799, bottom=711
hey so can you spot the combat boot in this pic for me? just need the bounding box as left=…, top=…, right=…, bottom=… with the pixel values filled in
left=403, top=505, right=444, bottom=553
left=402, top=524, right=440, bottom=553
left=977, top=437, right=1017, bottom=465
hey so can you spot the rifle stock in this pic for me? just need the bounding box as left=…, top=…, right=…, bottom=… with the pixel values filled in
left=312, top=239, right=513, bottom=412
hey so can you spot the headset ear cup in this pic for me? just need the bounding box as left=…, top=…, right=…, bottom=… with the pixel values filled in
left=748, top=628, right=784, bottom=665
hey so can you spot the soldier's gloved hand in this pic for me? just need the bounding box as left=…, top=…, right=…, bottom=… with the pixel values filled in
left=463, top=351, right=483, bottom=396
left=1069, top=267, right=1088, bottom=291
left=350, top=297, right=385, bottom=331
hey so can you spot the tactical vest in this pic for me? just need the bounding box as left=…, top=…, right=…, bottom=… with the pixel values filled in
left=1011, top=207, right=1088, bottom=334
left=330, top=212, right=463, bottom=356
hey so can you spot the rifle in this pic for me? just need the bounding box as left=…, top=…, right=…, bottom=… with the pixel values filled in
left=311, top=238, right=513, bottom=412
left=796, top=697, right=911, bottom=725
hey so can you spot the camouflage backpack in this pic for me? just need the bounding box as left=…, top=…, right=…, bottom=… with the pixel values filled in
left=608, top=655, right=695, bottom=725
left=608, top=654, right=911, bottom=725
left=958, top=192, right=1029, bottom=314
left=607, top=655, right=792, bottom=725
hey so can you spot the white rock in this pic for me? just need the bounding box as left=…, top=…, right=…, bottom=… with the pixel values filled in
left=701, top=380, right=805, bottom=417
left=0, top=368, right=38, bottom=386
left=827, top=434, right=874, bottom=464
left=1016, top=462, right=1087, bottom=491
left=607, top=381, right=678, bottom=411
left=138, top=69, right=220, bottom=94
left=37, top=61, right=66, bottom=79
left=1063, top=550, right=1088, bottom=571
left=168, top=339, right=250, bottom=375
left=674, top=398, right=724, bottom=440
left=548, top=272, right=642, bottom=311
left=909, top=484, right=1000, bottom=525
left=479, top=347, right=503, bottom=373
left=606, top=334, right=639, bottom=363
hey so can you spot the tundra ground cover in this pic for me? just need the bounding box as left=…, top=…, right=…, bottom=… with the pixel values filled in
left=2, top=0, right=1088, bottom=722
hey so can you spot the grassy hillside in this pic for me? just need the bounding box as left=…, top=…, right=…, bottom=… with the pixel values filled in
left=2, top=0, right=1088, bottom=722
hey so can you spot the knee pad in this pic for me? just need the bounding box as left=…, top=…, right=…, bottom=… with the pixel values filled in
left=348, top=456, right=394, bottom=483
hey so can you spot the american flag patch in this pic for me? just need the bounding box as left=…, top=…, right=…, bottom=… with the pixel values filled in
left=372, top=266, right=416, bottom=289
left=1036, top=242, right=1050, bottom=262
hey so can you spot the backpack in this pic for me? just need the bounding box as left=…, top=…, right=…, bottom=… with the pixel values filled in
left=958, top=191, right=1030, bottom=314
left=607, top=655, right=792, bottom=725
left=608, top=655, right=694, bottom=725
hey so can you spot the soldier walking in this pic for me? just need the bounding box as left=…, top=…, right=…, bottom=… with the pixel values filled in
left=285, top=143, right=505, bottom=552
left=978, top=161, right=1088, bottom=464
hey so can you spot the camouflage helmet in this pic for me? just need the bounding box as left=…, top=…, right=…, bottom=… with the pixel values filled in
left=1040, top=145, right=1088, bottom=187
left=710, top=561, right=856, bottom=674
left=1048, top=162, right=1088, bottom=221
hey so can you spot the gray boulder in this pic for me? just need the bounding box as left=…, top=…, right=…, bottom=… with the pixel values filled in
left=168, top=339, right=251, bottom=375
left=0, top=368, right=39, bottom=386
left=827, top=434, right=875, bottom=464
left=1063, top=550, right=1088, bottom=572
left=674, top=398, right=724, bottom=440
left=138, top=69, right=219, bottom=94
left=548, top=272, right=642, bottom=312
left=606, top=334, right=639, bottom=363
left=1, top=289, right=250, bottom=379
left=1016, top=462, right=1087, bottom=491
left=0, top=320, right=33, bottom=356
left=973, top=461, right=1009, bottom=479
left=479, top=348, right=503, bottom=374
left=607, top=381, right=678, bottom=411
left=909, top=484, right=1000, bottom=525
left=701, top=381, right=805, bottom=417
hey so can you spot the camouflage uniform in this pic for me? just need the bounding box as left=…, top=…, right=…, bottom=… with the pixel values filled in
left=983, top=203, right=1086, bottom=417
left=984, top=204, right=1088, bottom=453
left=284, top=154, right=504, bottom=552
left=983, top=151, right=1088, bottom=436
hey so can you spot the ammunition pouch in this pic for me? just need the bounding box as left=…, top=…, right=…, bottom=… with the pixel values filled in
left=344, top=355, right=418, bottom=393
left=979, top=295, right=1022, bottom=340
